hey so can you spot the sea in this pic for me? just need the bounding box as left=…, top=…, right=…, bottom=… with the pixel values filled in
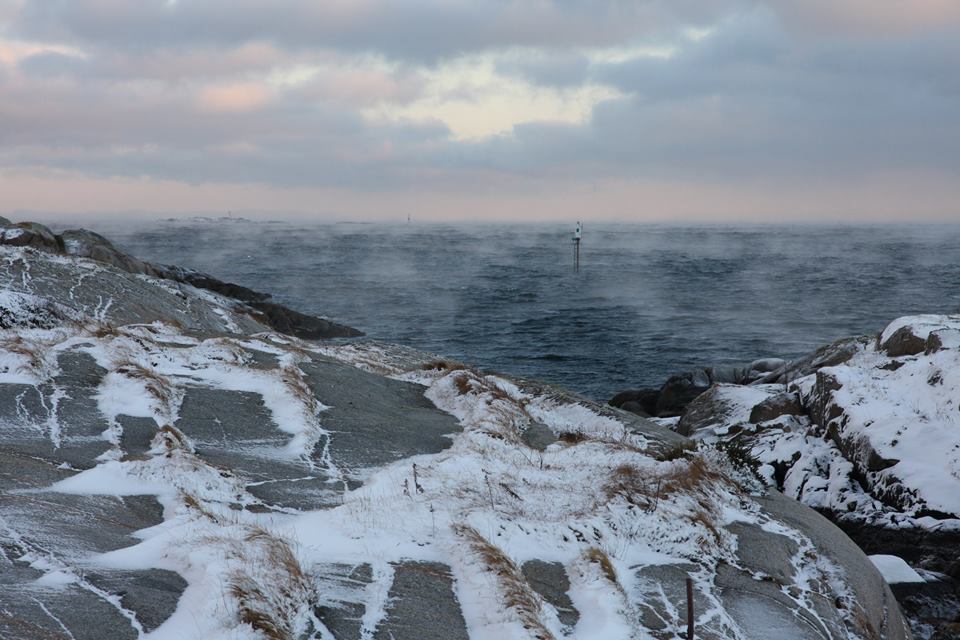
left=94, top=218, right=960, bottom=402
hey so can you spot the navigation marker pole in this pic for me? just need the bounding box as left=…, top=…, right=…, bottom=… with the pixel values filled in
left=573, top=221, right=582, bottom=272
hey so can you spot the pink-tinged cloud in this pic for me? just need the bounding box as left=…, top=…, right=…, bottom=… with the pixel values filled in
left=196, top=82, right=272, bottom=113
left=779, top=0, right=960, bottom=36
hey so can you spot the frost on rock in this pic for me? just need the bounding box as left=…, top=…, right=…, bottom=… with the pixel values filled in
left=0, top=242, right=911, bottom=639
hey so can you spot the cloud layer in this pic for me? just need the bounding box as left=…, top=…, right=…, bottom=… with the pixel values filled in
left=1, top=0, right=958, bottom=220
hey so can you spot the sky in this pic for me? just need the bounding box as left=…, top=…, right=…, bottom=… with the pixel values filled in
left=1, top=0, right=959, bottom=222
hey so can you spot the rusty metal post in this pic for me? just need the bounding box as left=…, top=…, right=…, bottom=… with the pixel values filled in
left=686, top=576, right=694, bottom=639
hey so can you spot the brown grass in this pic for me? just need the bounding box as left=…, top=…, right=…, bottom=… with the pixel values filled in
left=1, top=337, right=44, bottom=371
left=88, top=322, right=122, bottom=338
left=454, top=372, right=474, bottom=395
left=279, top=365, right=316, bottom=409
left=228, top=527, right=314, bottom=640
left=455, top=524, right=555, bottom=640
left=115, top=362, right=173, bottom=406
left=558, top=430, right=587, bottom=444
left=180, top=491, right=218, bottom=522
left=604, top=456, right=732, bottom=509
left=686, top=509, right=722, bottom=544
left=154, top=425, right=189, bottom=452
left=421, top=359, right=455, bottom=371
left=656, top=442, right=697, bottom=462
left=582, top=547, right=619, bottom=586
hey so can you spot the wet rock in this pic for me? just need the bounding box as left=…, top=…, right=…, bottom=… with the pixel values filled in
left=374, top=562, right=468, bottom=640
left=521, top=560, right=579, bottom=628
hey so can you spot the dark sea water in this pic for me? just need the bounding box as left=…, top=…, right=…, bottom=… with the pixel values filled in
left=95, top=219, right=960, bottom=401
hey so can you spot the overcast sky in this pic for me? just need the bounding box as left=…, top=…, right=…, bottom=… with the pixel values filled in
left=1, top=0, right=958, bottom=222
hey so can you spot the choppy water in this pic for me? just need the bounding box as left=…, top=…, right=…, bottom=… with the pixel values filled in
left=95, top=219, right=960, bottom=401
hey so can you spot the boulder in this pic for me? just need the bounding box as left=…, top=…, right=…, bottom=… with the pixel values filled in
left=677, top=383, right=775, bottom=437
left=656, top=370, right=712, bottom=417
left=0, top=221, right=63, bottom=252
left=881, top=325, right=927, bottom=357
left=748, top=391, right=804, bottom=423
left=754, top=336, right=867, bottom=385
left=925, top=328, right=960, bottom=354
left=609, top=388, right=659, bottom=415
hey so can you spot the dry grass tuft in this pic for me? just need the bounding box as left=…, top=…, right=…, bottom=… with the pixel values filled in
left=115, top=361, right=173, bottom=406
left=604, top=455, right=733, bottom=510
left=558, top=430, right=587, bottom=444
left=88, top=322, right=122, bottom=338
left=421, top=359, right=455, bottom=371
left=279, top=365, right=317, bottom=410
left=582, top=547, right=619, bottom=586
left=453, top=372, right=474, bottom=395
left=686, top=509, right=721, bottom=544
left=0, top=337, right=44, bottom=372
left=227, top=527, right=314, bottom=640
left=153, top=425, right=192, bottom=455
left=655, top=442, right=697, bottom=462
left=456, top=524, right=555, bottom=640
left=180, top=490, right=218, bottom=521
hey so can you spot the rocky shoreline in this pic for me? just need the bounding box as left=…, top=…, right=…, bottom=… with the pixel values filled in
left=0, top=219, right=915, bottom=639
left=611, top=316, right=960, bottom=639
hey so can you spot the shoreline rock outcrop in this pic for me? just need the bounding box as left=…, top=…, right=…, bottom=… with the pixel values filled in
left=0, top=226, right=911, bottom=639
left=0, top=218, right=363, bottom=340
left=613, top=314, right=960, bottom=638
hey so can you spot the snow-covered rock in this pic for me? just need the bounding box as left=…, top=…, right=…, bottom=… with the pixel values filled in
left=870, top=556, right=925, bottom=585
left=661, top=314, right=960, bottom=638
left=0, top=240, right=911, bottom=639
